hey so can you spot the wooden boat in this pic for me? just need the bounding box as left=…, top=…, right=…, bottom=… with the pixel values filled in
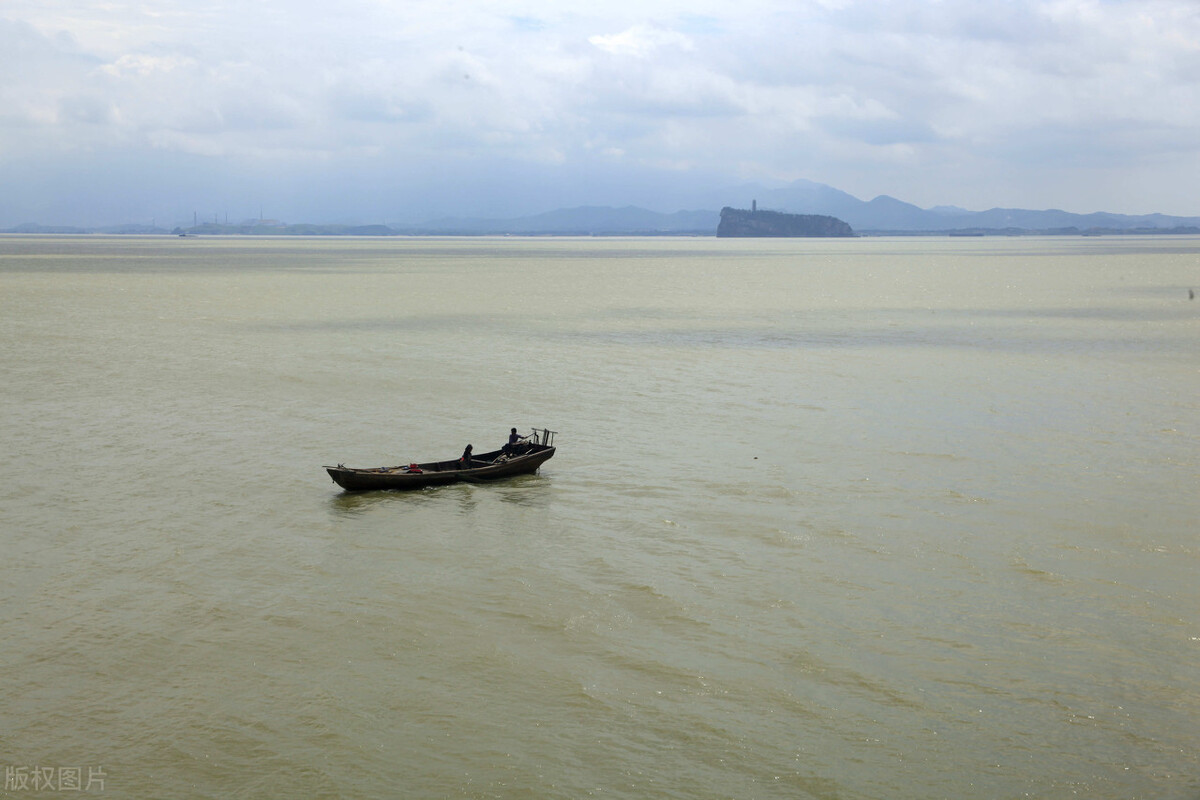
left=325, top=428, right=557, bottom=492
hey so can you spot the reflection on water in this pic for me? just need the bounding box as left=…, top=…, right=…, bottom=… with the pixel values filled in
left=327, top=474, right=554, bottom=517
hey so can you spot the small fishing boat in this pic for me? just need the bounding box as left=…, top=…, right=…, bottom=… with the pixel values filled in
left=324, top=428, right=557, bottom=492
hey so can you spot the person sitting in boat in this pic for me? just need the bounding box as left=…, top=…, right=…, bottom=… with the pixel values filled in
left=459, top=444, right=473, bottom=469
left=502, top=427, right=526, bottom=455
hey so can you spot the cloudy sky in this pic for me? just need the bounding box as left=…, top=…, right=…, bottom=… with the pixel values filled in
left=3, top=0, right=1199, bottom=226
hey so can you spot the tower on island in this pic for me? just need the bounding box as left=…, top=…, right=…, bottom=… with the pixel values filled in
left=752, top=199, right=757, bottom=213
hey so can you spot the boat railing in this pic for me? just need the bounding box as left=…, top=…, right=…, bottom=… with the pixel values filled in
left=530, top=427, right=557, bottom=447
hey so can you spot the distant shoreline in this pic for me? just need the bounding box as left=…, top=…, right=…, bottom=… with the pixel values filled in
left=5, top=226, right=1200, bottom=238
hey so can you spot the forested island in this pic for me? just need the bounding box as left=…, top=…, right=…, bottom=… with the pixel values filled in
left=716, top=206, right=855, bottom=237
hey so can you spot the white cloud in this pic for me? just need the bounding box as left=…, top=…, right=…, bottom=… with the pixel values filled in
left=97, top=53, right=196, bottom=78
left=588, top=24, right=694, bottom=57
left=3, top=0, right=1200, bottom=221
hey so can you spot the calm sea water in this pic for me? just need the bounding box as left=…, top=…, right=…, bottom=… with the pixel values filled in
left=1, top=234, right=1197, bottom=799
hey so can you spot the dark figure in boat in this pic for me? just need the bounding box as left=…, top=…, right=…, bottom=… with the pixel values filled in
left=459, top=444, right=473, bottom=469
left=502, top=427, right=528, bottom=455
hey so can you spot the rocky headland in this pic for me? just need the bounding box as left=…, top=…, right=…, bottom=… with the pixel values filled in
left=717, top=206, right=855, bottom=237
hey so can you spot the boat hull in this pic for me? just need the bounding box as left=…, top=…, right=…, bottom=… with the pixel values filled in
left=324, top=444, right=555, bottom=492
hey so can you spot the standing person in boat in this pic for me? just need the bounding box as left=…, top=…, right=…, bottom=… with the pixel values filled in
left=459, top=444, right=473, bottom=469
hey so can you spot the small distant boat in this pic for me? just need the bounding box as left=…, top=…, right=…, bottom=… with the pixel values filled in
left=324, top=428, right=557, bottom=492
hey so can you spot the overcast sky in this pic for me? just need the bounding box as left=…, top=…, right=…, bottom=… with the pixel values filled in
left=3, top=0, right=1199, bottom=226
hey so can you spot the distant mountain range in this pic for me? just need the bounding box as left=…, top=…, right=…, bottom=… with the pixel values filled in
left=406, top=179, right=1200, bottom=235
left=4, top=179, right=1198, bottom=235
left=739, top=179, right=1200, bottom=234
